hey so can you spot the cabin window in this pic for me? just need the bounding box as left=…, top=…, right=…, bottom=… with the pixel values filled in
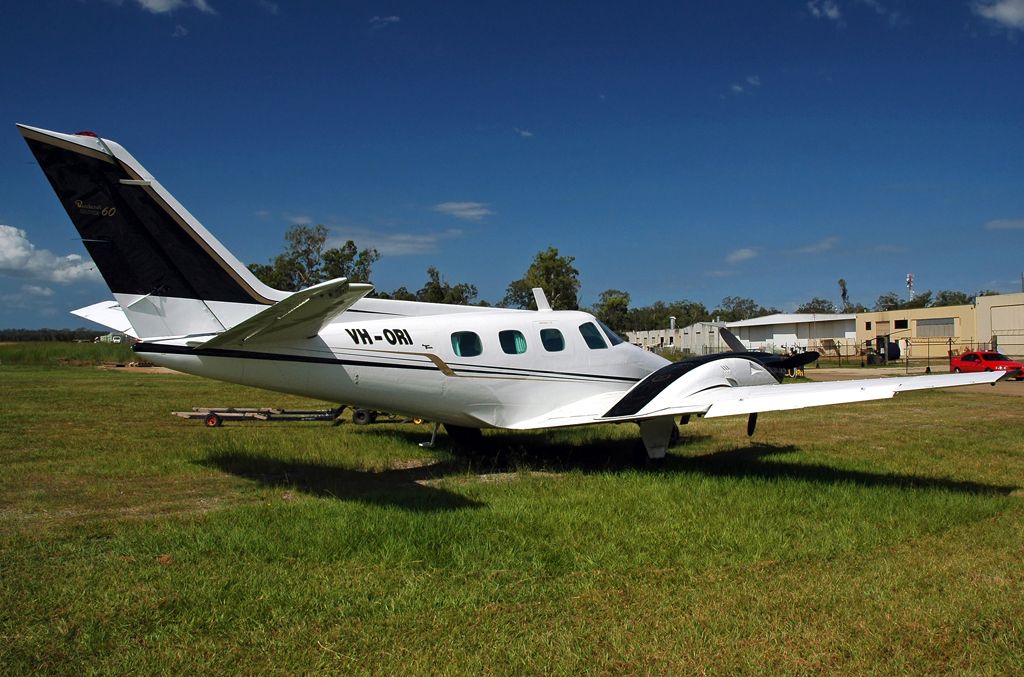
left=579, top=322, right=609, bottom=349
left=499, top=330, right=528, bottom=355
left=451, top=331, right=483, bottom=357
left=540, top=328, right=565, bottom=352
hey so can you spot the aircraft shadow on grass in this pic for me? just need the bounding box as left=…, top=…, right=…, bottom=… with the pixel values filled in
left=201, top=431, right=1016, bottom=511
left=659, top=443, right=1018, bottom=496
left=200, top=451, right=485, bottom=513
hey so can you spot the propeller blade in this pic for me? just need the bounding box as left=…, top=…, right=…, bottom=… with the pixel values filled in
left=776, top=351, right=819, bottom=370
left=719, top=327, right=746, bottom=352
left=747, top=412, right=758, bottom=437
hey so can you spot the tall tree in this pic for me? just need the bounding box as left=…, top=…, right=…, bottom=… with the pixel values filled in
left=416, top=267, right=478, bottom=305
left=593, top=289, right=631, bottom=330
left=712, top=296, right=778, bottom=322
left=501, top=247, right=580, bottom=310
left=903, top=290, right=932, bottom=309
left=248, top=224, right=380, bottom=291
left=874, top=292, right=902, bottom=311
left=838, top=278, right=850, bottom=312
left=796, top=297, right=838, bottom=314
left=323, top=240, right=381, bottom=283
left=931, top=290, right=972, bottom=307
left=283, top=223, right=327, bottom=288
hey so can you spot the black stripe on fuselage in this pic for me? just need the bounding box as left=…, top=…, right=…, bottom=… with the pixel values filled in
left=134, top=343, right=641, bottom=384
left=23, top=138, right=266, bottom=304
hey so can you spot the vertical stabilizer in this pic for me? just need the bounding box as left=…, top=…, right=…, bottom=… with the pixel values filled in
left=19, top=125, right=287, bottom=338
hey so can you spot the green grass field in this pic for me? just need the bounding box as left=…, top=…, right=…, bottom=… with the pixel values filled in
left=2, top=348, right=1023, bottom=673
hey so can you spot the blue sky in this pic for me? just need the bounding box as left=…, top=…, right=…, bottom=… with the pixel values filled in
left=1, top=0, right=1022, bottom=328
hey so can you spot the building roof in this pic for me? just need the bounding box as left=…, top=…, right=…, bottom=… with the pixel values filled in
left=726, top=313, right=856, bottom=328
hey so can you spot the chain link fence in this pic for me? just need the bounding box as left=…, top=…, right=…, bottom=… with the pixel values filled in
left=806, top=336, right=1024, bottom=368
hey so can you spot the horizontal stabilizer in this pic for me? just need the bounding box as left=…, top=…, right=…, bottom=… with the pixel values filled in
left=71, top=300, right=138, bottom=338
left=199, top=278, right=373, bottom=349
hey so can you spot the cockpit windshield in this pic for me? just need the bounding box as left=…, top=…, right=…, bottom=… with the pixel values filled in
left=596, top=320, right=625, bottom=346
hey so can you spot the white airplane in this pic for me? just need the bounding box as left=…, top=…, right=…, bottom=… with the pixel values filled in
left=19, top=124, right=1003, bottom=458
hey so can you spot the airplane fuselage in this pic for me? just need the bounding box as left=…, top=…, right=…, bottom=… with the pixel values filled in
left=136, top=309, right=669, bottom=428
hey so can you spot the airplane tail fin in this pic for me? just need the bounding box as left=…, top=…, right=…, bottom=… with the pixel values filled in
left=19, top=125, right=286, bottom=339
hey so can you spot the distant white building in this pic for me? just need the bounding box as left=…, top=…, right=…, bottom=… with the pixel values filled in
left=627, top=321, right=727, bottom=355
left=726, top=313, right=856, bottom=353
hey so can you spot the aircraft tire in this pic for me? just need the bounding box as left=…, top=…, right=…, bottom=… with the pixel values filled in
left=353, top=409, right=373, bottom=425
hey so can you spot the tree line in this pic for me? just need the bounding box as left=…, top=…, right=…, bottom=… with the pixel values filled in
left=0, top=328, right=105, bottom=342
left=246, top=225, right=999, bottom=332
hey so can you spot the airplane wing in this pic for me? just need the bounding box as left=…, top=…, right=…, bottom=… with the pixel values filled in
left=627, top=371, right=1002, bottom=420
left=199, top=278, right=374, bottom=349
left=508, top=370, right=1003, bottom=430
left=71, top=300, right=139, bottom=338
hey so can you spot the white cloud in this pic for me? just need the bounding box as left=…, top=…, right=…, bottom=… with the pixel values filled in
left=432, top=202, right=494, bottom=221
left=284, top=213, right=314, bottom=225
left=984, top=217, right=1024, bottom=230
left=135, top=0, right=184, bottom=12
left=133, top=0, right=214, bottom=14
left=22, top=285, right=54, bottom=297
left=514, top=128, right=534, bottom=138
left=796, top=236, right=839, bottom=254
left=730, top=75, right=761, bottom=95
left=807, top=0, right=842, bottom=21
left=258, top=0, right=279, bottom=14
left=171, top=24, right=188, bottom=37
left=726, top=247, right=759, bottom=264
left=974, top=0, right=1024, bottom=30
left=369, top=15, right=401, bottom=29
left=327, top=228, right=463, bottom=256
left=0, top=225, right=102, bottom=284
left=858, top=0, right=904, bottom=26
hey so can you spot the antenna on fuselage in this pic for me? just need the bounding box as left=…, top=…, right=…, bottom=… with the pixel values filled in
left=532, top=288, right=552, bottom=311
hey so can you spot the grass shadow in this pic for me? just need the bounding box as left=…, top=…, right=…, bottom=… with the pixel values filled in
left=372, top=427, right=715, bottom=473
left=357, top=428, right=1018, bottom=496
left=200, top=451, right=484, bottom=512
left=663, top=443, right=1018, bottom=496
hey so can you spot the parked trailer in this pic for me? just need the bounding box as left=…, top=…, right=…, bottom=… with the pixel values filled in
left=173, top=406, right=349, bottom=427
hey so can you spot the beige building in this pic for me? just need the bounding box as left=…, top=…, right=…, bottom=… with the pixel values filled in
left=856, top=292, right=1024, bottom=359
left=976, top=292, right=1024, bottom=355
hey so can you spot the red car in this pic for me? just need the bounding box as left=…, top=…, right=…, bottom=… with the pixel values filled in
left=950, top=351, right=1024, bottom=380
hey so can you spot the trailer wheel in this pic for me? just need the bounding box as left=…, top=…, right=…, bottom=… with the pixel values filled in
left=353, top=409, right=373, bottom=425
left=204, top=413, right=222, bottom=428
